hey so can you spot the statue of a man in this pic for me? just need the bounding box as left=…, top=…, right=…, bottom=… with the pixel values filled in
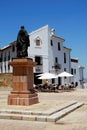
left=16, top=26, right=30, bottom=58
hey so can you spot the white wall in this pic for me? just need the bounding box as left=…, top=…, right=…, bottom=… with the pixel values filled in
left=48, top=36, right=64, bottom=74
left=62, top=47, right=71, bottom=84
left=28, top=25, right=49, bottom=73
left=28, top=25, right=49, bottom=57
left=71, top=60, right=80, bottom=87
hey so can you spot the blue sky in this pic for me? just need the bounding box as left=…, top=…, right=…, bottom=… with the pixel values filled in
left=0, top=0, right=87, bottom=77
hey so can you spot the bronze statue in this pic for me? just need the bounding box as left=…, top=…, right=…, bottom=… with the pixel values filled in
left=16, top=26, right=30, bottom=58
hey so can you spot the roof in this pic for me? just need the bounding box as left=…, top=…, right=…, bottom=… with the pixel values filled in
left=78, top=66, right=85, bottom=69
left=51, top=34, right=65, bottom=42
left=63, top=46, right=72, bottom=51
left=0, top=40, right=16, bottom=51
left=71, top=58, right=78, bottom=63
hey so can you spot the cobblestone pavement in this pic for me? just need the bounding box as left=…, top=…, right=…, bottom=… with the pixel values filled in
left=0, top=87, right=87, bottom=130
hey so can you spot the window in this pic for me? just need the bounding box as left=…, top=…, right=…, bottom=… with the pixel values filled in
left=51, top=40, right=53, bottom=46
left=64, top=53, right=66, bottom=63
left=0, top=58, right=2, bottom=62
left=74, top=69, right=76, bottom=74
left=4, top=53, right=6, bottom=61
left=0, top=53, right=2, bottom=62
left=55, top=57, right=58, bottom=63
left=58, top=42, right=61, bottom=50
left=8, top=51, right=10, bottom=61
left=71, top=68, right=76, bottom=75
left=71, top=68, right=73, bottom=74
left=36, top=39, right=40, bottom=46
left=1, top=53, right=3, bottom=60
left=52, top=78, right=55, bottom=84
left=64, top=68, right=66, bottom=71
left=35, top=36, right=41, bottom=46
left=8, top=64, right=10, bottom=71
left=12, top=45, right=15, bottom=52
left=35, top=56, right=41, bottom=65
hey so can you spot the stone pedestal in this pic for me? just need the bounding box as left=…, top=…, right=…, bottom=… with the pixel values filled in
left=8, top=58, right=38, bottom=106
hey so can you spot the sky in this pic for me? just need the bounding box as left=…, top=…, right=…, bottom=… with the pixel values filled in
left=0, top=0, right=87, bottom=78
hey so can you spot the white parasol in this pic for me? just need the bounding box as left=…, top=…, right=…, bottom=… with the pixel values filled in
left=56, top=71, right=74, bottom=78
left=38, top=72, right=56, bottom=79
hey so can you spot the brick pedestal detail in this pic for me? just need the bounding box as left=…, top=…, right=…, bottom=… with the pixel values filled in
left=8, top=58, right=38, bottom=106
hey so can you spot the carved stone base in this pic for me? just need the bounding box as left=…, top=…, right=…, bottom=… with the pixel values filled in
left=8, top=91, right=38, bottom=105
left=8, top=58, right=39, bottom=106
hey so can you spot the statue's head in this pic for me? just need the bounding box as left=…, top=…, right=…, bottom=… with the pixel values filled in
left=21, top=26, right=24, bottom=29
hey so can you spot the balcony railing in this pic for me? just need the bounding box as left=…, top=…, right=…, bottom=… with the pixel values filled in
left=52, top=63, right=61, bottom=72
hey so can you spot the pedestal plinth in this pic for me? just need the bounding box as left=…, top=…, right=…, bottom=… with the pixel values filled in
left=8, top=58, right=38, bottom=106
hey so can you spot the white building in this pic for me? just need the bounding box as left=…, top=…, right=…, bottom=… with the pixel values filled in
left=28, top=25, right=72, bottom=85
left=0, top=25, right=84, bottom=86
left=71, top=58, right=84, bottom=88
left=0, top=41, right=16, bottom=73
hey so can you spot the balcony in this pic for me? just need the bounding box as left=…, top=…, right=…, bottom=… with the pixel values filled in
left=52, top=63, right=61, bottom=72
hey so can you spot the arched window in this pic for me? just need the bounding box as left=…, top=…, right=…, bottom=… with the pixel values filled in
left=35, top=36, right=42, bottom=47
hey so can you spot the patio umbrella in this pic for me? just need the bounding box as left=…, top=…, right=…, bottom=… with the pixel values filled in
left=56, top=71, right=74, bottom=85
left=56, top=71, right=74, bottom=78
left=36, top=73, right=46, bottom=77
left=38, top=72, right=56, bottom=79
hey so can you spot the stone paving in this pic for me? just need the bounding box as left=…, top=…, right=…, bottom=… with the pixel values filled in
left=0, top=101, right=83, bottom=122
left=0, top=87, right=87, bottom=130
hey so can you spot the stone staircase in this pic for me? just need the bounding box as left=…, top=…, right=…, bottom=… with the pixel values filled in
left=0, top=101, right=84, bottom=122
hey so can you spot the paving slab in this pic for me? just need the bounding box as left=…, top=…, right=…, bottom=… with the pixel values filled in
left=0, top=88, right=87, bottom=130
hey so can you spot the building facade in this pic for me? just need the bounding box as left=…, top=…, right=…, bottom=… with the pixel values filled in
left=71, top=58, right=84, bottom=88
left=0, top=25, right=84, bottom=86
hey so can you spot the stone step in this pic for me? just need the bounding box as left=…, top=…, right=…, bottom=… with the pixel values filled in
left=0, top=102, right=84, bottom=122
left=0, top=101, right=77, bottom=116
left=43, top=101, right=77, bottom=116
left=47, top=102, right=84, bottom=122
